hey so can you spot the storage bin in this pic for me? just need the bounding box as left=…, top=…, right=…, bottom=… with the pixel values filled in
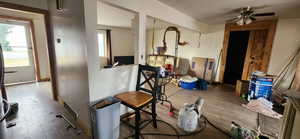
left=180, top=81, right=197, bottom=90
left=179, top=76, right=198, bottom=90
left=90, top=97, right=121, bottom=139
left=248, top=74, right=273, bottom=101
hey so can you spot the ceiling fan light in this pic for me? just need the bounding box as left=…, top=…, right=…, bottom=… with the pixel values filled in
left=245, top=18, right=252, bottom=24
left=236, top=18, right=244, bottom=26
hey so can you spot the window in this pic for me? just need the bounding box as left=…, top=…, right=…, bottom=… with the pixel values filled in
left=97, top=31, right=107, bottom=57
left=0, top=23, right=31, bottom=67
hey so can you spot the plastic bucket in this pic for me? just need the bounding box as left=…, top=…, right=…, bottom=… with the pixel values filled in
left=180, top=81, right=197, bottom=90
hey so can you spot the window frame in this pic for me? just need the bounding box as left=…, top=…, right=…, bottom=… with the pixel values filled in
left=0, top=20, right=34, bottom=68
left=97, top=30, right=107, bottom=58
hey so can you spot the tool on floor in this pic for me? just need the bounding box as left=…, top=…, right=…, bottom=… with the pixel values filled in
left=0, top=99, right=10, bottom=123
left=230, top=121, right=260, bottom=139
left=56, top=114, right=82, bottom=135
left=0, top=99, right=17, bottom=128
left=5, top=102, right=18, bottom=128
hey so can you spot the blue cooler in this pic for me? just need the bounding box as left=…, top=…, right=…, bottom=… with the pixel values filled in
left=179, top=76, right=198, bottom=90
left=180, top=81, right=197, bottom=90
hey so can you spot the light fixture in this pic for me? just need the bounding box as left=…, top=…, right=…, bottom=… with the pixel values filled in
left=236, top=18, right=244, bottom=26
left=236, top=17, right=253, bottom=26
left=245, top=18, right=252, bottom=25
left=56, top=0, right=63, bottom=10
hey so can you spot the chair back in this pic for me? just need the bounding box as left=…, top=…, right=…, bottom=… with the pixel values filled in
left=0, top=45, right=4, bottom=87
left=136, top=64, right=160, bottom=98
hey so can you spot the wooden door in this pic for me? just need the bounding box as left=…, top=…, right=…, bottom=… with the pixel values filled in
left=219, top=19, right=277, bottom=83
left=241, top=29, right=269, bottom=80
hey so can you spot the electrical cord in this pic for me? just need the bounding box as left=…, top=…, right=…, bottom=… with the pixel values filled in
left=0, top=99, right=10, bottom=122
left=124, top=115, right=231, bottom=139
left=203, top=116, right=231, bottom=137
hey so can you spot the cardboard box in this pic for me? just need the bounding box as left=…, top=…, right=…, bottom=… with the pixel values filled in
left=191, top=57, right=215, bottom=81
left=236, top=80, right=249, bottom=97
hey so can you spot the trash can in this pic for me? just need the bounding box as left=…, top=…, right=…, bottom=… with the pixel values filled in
left=90, top=97, right=121, bottom=139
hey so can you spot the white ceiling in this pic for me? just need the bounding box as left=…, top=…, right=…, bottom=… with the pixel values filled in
left=97, top=1, right=180, bottom=29
left=158, top=0, right=300, bottom=24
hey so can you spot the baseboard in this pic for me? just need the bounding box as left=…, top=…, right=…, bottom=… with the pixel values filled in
left=5, top=80, right=36, bottom=87
left=39, top=77, right=51, bottom=82
left=210, top=81, right=222, bottom=85
left=57, top=96, right=92, bottom=137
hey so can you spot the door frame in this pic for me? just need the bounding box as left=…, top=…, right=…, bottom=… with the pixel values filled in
left=0, top=2, right=58, bottom=101
left=219, top=19, right=278, bottom=83
left=0, top=15, right=40, bottom=83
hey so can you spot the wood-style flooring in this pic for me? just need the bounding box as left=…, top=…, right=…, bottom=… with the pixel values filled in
left=119, top=84, right=281, bottom=139
left=1, top=82, right=281, bottom=139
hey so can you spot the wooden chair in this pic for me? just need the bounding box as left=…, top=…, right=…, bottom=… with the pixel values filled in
left=114, top=64, right=160, bottom=139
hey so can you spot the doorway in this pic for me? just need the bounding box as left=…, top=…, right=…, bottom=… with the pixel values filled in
left=223, top=31, right=250, bottom=85
left=0, top=2, right=57, bottom=101
left=219, top=19, right=277, bottom=83
left=0, top=20, right=36, bottom=83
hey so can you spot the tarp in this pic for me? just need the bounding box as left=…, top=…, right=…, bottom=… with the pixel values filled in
left=242, top=98, right=282, bottom=119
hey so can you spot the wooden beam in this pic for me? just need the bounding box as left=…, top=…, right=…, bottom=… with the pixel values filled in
left=219, top=25, right=230, bottom=82
left=29, top=20, right=42, bottom=82
left=0, top=15, right=31, bottom=22
left=0, top=1, right=48, bottom=14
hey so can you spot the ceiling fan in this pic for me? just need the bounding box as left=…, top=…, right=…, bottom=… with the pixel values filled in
left=227, top=6, right=275, bottom=25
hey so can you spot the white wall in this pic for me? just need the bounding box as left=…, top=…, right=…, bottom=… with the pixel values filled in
left=111, top=28, right=134, bottom=58
left=146, top=21, right=225, bottom=79
left=268, top=18, right=300, bottom=75
left=97, top=1, right=135, bottom=28
left=97, top=25, right=134, bottom=62
left=0, top=8, right=51, bottom=81
left=146, top=27, right=223, bottom=60
left=102, top=0, right=208, bottom=32
left=90, top=65, right=138, bottom=102
left=0, top=0, right=48, bottom=10
left=85, top=0, right=137, bottom=103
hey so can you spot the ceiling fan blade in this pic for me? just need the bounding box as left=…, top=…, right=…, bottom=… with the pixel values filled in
left=252, top=5, right=270, bottom=10
left=226, top=17, right=240, bottom=22
left=253, top=12, right=275, bottom=16
left=249, top=16, right=257, bottom=21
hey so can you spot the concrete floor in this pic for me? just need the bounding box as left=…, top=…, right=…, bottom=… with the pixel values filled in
left=2, top=82, right=89, bottom=139
left=1, top=82, right=281, bottom=139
